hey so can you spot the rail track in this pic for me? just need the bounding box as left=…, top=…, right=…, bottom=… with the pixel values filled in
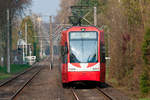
left=71, top=87, right=114, bottom=100
left=0, top=64, right=43, bottom=100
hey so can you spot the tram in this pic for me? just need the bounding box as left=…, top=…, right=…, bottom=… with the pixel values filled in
left=60, top=26, right=106, bottom=87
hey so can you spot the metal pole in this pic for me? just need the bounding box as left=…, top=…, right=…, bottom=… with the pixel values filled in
left=94, top=7, right=97, bottom=26
left=29, top=45, right=32, bottom=56
left=7, top=9, right=10, bottom=73
left=25, top=22, right=28, bottom=56
left=23, top=44, right=25, bottom=62
left=40, top=40, right=43, bottom=58
left=49, top=16, right=53, bottom=69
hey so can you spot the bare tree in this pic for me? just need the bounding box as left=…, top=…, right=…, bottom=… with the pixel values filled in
left=0, top=0, right=31, bottom=67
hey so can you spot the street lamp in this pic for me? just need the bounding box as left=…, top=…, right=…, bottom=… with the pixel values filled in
left=37, top=17, right=42, bottom=22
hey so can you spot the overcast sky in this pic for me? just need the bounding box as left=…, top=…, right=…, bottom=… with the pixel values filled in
left=31, top=0, right=60, bottom=21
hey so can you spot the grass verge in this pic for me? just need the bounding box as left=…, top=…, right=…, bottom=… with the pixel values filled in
left=0, top=64, right=31, bottom=80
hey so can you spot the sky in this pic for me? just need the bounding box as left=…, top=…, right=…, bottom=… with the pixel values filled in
left=31, top=0, right=60, bottom=22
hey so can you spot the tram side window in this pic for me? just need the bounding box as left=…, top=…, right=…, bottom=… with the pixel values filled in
left=100, top=42, right=106, bottom=63
left=61, top=42, right=68, bottom=64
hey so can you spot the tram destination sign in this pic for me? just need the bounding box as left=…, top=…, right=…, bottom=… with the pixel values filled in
left=70, top=31, right=97, bottom=39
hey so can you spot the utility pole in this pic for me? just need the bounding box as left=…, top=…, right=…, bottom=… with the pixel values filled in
left=7, top=9, right=10, bottom=73
left=37, top=17, right=43, bottom=59
left=94, top=7, right=97, bottom=26
left=49, top=16, right=53, bottom=69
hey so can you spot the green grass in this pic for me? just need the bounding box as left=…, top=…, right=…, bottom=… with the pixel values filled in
left=106, top=67, right=118, bottom=85
left=0, top=64, right=31, bottom=80
left=0, top=74, right=11, bottom=80
left=140, top=98, right=150, bottom=100
left=10, top=64, right=31, bottom=74
left=106, top=67, right=109, bottom=79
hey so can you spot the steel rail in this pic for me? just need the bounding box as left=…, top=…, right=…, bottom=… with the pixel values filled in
left=97, top=87, right=113, bottom=100
left=71, top=88, right=80, bottom=100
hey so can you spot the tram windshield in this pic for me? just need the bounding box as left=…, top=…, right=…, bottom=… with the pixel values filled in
left=69, top=31, right=98, bottom=63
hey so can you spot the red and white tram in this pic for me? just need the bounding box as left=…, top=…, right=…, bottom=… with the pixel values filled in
left=60, top=26, right=106, bottom=87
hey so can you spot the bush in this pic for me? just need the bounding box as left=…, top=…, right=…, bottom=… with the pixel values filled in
left=142, top=28, right=150, bottom=64
left=140, top=71, right=150, bottom=94
left=140, top=28, right=150, bottom=94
